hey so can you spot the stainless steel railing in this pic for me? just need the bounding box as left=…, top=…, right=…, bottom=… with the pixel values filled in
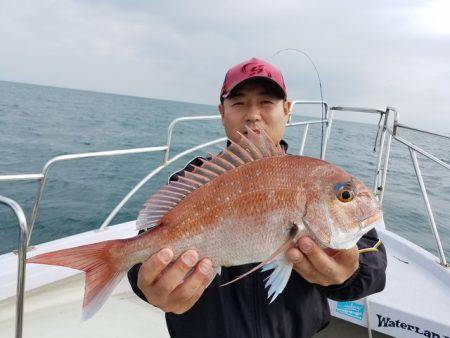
left=288, top=100, right=330, bottom=159
left=0, top=196, right=29, bottom=338
left=390, top=123, right=449, bottom=267
left=329, top=106, right=397, bottom=202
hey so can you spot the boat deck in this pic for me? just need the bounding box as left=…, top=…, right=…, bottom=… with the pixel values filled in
left=0, top=274, right=169, bottom=338
left=0, top=272, right=393, bottom=338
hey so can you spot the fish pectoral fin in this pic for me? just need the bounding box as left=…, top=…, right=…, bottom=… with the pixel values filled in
left=261, top=260, right=293, bottom=303
left=219, top=233, right=296, bottom=288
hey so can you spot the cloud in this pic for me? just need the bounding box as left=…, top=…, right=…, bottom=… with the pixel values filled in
left=0, top=0, right=449, bottom=133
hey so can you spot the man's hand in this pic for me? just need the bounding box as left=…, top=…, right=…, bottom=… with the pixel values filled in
left=286, top=236, right=359, bottom=286
left=137, top=248, right=214, bottom=314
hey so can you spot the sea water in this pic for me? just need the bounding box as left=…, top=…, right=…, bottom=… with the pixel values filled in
left=0, top=80, right=449, bottom=259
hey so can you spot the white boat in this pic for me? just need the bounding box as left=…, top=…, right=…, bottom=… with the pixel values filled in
left=1, top=102, right=449, bottom=338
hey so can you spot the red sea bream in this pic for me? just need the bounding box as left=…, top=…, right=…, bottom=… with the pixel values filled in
left=27, top=127, right=383, bottom=319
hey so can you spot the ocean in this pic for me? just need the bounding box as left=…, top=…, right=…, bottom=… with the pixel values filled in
left=0, top=80, right=449, bottom=259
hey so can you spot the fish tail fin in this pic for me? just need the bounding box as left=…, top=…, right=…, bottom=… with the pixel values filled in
left=27, top=239, right=127, bottom=320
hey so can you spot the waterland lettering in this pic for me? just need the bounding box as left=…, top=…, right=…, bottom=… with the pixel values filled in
left=377, top=314, right=448, bottom=337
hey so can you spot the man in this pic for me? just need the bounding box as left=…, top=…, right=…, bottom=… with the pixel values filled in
left=128, top=57, right=387, bottom=338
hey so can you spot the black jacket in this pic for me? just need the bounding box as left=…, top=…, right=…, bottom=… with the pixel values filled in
left=128, top=143, right=387, bottom=338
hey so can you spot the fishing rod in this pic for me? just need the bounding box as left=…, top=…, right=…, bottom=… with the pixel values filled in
left=270, top=48, right=325, bottom=156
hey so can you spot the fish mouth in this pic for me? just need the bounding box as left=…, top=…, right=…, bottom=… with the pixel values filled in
left=361, top=214, right=385, bottom=230
left=359, top=209, right=383, bottom=229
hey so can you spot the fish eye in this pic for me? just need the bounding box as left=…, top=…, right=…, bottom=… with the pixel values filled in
left=337, top=189, right=353, bottom=203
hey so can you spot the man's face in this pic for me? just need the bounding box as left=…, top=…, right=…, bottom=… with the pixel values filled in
left=218, top=81, right=291, bottom=144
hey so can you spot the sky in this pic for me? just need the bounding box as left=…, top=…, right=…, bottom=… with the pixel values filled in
left=1, top=0, right=449, bottom=133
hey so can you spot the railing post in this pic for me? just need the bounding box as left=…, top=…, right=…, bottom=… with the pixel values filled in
left=0, top=196, right=29, bottom=338
left=379, top=121, right=393, bottom=203
left=372, top=111, right=388, bottom=196
left=409, top=149, right=448, bottom=266
left=365, top=296, right=373, bottom=338
left=299, top=124, right=309, bottom=155
left=321, top=106, right=333, bottom=160
left=27, top=178, right=46, bottom=246
left=379, top=107, right=398, bottom=203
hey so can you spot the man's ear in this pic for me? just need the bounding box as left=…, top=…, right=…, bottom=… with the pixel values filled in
left=284, top=100, right=292, bottom=117
left=218, top=103, right=225, bottom=119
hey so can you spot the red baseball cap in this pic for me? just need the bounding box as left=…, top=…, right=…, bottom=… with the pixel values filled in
left=220, top=57, right=287, bottom=102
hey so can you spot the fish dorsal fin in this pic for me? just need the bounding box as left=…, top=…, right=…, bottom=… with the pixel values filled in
left=136, top=127, right=284, bottom=231
left=136, top=178, right=197, bottom=230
